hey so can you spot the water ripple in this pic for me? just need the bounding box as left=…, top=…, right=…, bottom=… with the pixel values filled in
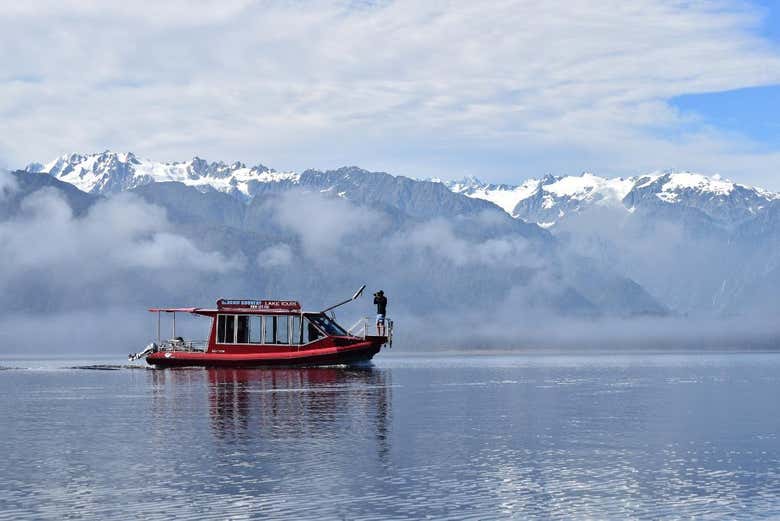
left=1, top=355, right=780, bottom=519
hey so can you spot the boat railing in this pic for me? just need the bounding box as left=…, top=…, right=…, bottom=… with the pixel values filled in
left=347, top=317, right=393, bottom=347
left=128, top=338, right=207, bottom=361
left=156, top=339, right=209, bottom=353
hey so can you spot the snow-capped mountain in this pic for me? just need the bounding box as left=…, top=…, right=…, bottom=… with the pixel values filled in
left=442, top=172, right=780, bottom=316
left=12, top=152, right=780, bottom=317
left=26, top=152, right=779, bottom=232
left=443, top=172, right=779, bottom=227
left=24, top=151, right=521, bottom=224
left=26, top=151, right=298, bottom=200
left=4, top=165, right=669, bottom=321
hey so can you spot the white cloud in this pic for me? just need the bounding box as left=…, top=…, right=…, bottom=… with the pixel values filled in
left=257, top=243, right=295, bottom=268
left=266, top=190, right=387, bottom=256
left=1, top=1, right=779, bottom=186
left=0, top=169, right=17, bottom=200
left=400, top=217, right=544, bottom=268
left=0, top=189, right=242, bottom=299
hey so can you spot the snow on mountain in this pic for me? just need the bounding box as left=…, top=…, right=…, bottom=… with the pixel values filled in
left=23, top=152, right=511, bottom=223
left=14, top=153, right=780, bottom=316
left=442, top=171, right=780, bottom=315
left=622, top=172, right=779, bottom=226
left=445, top=176, right=541, bottom=216
left=24, top=152, right=779, bottom=231
left=443, top=172, right=778, bottom=227
left=445, top=173, right=640, bottom=225
left=26, top=151, right=299, bottom=199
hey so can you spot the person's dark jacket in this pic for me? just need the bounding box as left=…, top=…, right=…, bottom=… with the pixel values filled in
left=374, top=294, right=388, bottom=315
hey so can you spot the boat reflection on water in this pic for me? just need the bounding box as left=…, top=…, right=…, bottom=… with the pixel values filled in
left=207, top=367, right=391, bottom=443
left=147, top=366, right=392, bottom=452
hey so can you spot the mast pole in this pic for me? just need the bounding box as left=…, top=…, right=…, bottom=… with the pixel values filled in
left=321, top=284, right=366, bottom=313
left=157, top=311, right=161, bottom=343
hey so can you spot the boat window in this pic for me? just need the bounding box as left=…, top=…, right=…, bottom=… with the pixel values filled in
left=276, top=316, right=290, bottom=344
left=263, top=316, right=274, bottom=344
left=291, top=315, right=301, bottom=344
left=217, top=315, right=226, bottom=343
left=308, top=314, right=348, bottom=336
left=249, top=316, right=262, bottom=343
left=225, top=315, right=235, bottom=343
left=236, top=315, right=250, bottom=343
left=302, top=317, right=322, bottom=344
left=217, top=314, right=235, bottom=344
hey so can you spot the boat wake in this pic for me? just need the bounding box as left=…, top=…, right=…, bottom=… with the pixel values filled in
left=67, top=364, right=151, bottom=371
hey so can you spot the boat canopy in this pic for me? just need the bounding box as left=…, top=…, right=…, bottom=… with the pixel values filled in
left=148, top=307, right=203, bottom=313
left=147, top=300, right=303, bottom=317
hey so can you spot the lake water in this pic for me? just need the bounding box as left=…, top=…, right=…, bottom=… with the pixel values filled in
left=1, top=352, right=780, bottom=520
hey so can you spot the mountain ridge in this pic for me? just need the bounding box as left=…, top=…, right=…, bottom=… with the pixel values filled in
left=26, top=151, right=778, bottom=231
left=26, top=151, right=294, bottom=200
left=3, top=167, right=669, bottom=321
left=442, top=171, right=779, bottom=228
left=18, top=151, right=780, bottom=317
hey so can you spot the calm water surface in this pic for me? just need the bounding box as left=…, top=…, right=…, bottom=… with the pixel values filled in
left=1, top=352, right=779, bottom=520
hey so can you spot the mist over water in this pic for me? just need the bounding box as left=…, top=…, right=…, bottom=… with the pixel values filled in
left=2, top=353, right=780, bottom=520
left=1, top=305, right=778, bottom=356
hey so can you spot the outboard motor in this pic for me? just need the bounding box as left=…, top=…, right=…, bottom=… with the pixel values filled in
left=128, top=342, right=157, bottom=362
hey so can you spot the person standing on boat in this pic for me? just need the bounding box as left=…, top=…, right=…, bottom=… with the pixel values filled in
left=374, top=290, right=388, bottom=336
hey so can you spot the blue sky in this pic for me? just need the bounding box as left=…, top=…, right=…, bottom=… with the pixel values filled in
left=756, top=0, right=780, bottom=42
left=671, top=85, right=780, bottom=148
left=668, top=1, right=780, bottom=153
left=1, top=0, right=780, bottom=188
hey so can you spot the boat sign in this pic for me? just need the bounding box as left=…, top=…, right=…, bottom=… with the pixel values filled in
left=217, top=299, right=301, bottom=311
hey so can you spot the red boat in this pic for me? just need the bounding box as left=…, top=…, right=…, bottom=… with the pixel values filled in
left=129, top=286, right=392, bottom=367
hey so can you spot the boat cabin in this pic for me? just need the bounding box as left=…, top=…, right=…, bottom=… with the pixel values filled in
left=210, top=299, right=350, bottom=353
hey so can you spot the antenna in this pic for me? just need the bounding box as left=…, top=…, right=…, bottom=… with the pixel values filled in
left=321, top=284, right=367, bottom=313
